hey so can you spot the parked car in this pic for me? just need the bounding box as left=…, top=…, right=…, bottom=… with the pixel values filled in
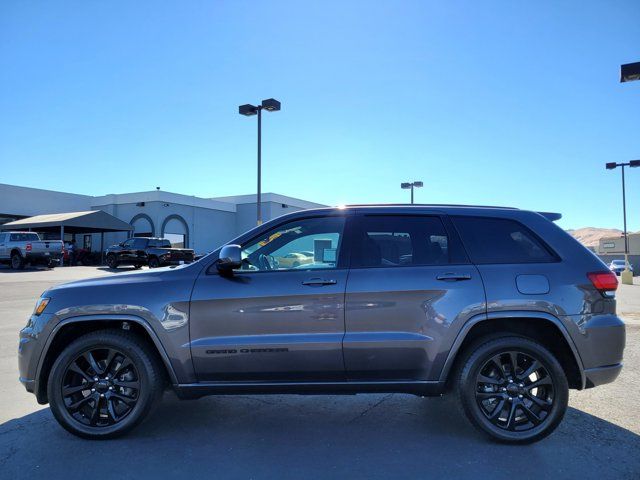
left=608, top=259, right=634, bottom=276
left=19, top=205, right=624, bottom=443
left=0, top=231, right=62, bottom=269
left=275, top=252, right=313, bottom=268
left=105, top=237, right=194, bottom=269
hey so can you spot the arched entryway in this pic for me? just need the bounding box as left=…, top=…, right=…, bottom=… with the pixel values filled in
left=161, top=215, right=189, bottom=248
left=130, top=214, right=155, bottom=237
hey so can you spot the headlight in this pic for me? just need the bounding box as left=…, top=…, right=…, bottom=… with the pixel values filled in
left=33, top=297, right=50, bottom=316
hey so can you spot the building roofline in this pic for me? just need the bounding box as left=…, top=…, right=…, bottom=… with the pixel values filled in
left=210, top=193, right=327, bottom=210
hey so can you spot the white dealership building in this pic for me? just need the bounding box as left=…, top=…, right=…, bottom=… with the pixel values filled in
left=0, top=183, right=325, bottom=255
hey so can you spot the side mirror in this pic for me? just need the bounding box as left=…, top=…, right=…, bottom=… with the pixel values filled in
left=217, top=244, right=242, bottom=272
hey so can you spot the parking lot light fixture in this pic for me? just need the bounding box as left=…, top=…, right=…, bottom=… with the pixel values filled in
left=238, top=98, right=282, bottom=225
left=606, top=161, right=639, bottom=285
left=621, top=62, right=640, bottom=83
left=401, top=181, right=423, bottom=204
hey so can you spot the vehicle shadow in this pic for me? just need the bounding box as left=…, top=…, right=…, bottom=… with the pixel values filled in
left=95, top=266, right=143, bottom=273
left=1, top=394, right=638, bottom=479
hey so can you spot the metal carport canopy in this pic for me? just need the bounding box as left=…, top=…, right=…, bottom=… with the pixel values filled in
left=0, top=210, right=133, bottom=233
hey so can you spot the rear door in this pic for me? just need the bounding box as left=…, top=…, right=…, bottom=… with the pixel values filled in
left=190, top=213, right=349, bottom=382
left=343, top=213, right=486, bottom=381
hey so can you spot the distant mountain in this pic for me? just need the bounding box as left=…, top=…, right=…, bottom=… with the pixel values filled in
left=567, top=227, right=623, bottom=247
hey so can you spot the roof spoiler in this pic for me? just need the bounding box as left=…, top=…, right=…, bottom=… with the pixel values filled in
left=538, top=211, right=562, bottom=222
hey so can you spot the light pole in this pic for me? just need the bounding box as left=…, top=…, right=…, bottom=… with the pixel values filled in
left=239, top=98, right=281, bottom=225
left=401, top=181, right=423, bottom=204
left=606, top=160, right=640, bottom=284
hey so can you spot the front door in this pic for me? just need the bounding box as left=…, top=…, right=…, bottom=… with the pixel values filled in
left=190, top=214, right=349, bottom=382
left=343, top=213, right=486, bottom=381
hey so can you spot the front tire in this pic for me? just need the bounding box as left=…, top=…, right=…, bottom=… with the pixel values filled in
left=456, top=335, right=568, bottom=444
left=106, top=254, right=118, bottom=269
left=148, top=257, right=159, bottom=269
left=47, top=330, right=163, bottom=439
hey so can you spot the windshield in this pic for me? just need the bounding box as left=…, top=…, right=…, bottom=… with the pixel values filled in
left=611, top=260, right=625, bottom=266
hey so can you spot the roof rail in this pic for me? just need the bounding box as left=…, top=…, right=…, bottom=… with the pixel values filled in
left=341, top=203, right=519, bottom=209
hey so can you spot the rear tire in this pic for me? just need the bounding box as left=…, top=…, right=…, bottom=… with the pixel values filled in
left=10, top=252, right=24, bottom=270
left=47, top=330, right=163, bottom=439
left=456, top=335, right=568, bottom=444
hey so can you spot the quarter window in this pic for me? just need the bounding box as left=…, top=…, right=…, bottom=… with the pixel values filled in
left=238, top=216, right=345, bottom=271
left=351, top=215, right=451, bottom=268
left=452, top=216, right=556, bottom=264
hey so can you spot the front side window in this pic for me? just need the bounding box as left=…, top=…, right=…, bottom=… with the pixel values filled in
left=451, top=216, right=556, bottom=264
left=238, top=216, right=345, bottom=271
left=351, top=215, right=451, bottom=268
left=122, top=238, right=136, bottom=248
left=132, top=238, right=148, bottom=249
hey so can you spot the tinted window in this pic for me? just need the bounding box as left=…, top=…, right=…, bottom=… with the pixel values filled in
left=149, top=239, right=171, bottom=248
left=239, top=216, right=345, bottom=271
left=452, top=216, right=556, bottom=264
left=122, top=238, right=136, bottom=248
left=10, top=233, right=40, bottom=242
left=132, top=238, right=148, bottom=249
left=351, top=215, right=450, bottom=268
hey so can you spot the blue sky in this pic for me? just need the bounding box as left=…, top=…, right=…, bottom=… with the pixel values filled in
left=1, top=1, right=639, bottom=230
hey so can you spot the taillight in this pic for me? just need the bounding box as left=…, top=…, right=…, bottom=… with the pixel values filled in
left=587, top=271, right=618, bottom=296
left=26, top=243, right=32, bottom=252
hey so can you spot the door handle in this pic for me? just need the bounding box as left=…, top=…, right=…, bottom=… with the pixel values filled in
left=436, top=272, right=472, bottom=281
left=302, top=278, right=337, bottom=286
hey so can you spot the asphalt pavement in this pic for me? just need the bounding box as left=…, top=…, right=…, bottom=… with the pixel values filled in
left=1, top=266, right=638, bottom=479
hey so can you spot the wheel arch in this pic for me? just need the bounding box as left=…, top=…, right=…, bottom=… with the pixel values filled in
left=35, top=315, right=179, bottom=404
left=440, top=311, right=585, bottom=390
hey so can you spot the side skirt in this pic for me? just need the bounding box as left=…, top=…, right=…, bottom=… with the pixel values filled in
left=173, top=380, right=446, bottom=399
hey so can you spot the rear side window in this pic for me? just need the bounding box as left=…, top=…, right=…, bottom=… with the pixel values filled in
left=452, top=216, right=556, bottom=264
left=10, top=233, right=40, bottom=242
left=351, top=215, right=452, bottom=268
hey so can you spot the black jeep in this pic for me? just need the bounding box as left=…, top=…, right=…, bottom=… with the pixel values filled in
left=105, top=237, right=194, bottom=269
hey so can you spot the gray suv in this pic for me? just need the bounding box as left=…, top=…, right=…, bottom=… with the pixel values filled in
left=18, top=205, right=625, bottom=443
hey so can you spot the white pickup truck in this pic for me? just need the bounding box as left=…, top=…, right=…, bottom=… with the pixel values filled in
left=0, top=231, right=63, bottom=269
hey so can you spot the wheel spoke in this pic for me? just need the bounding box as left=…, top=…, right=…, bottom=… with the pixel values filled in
left=113, top=380, right=140, bottom=390
left=63, top=384, right=89, bottom=396
left=89, top=396, right=101, bottom=426
left=103, top=349, right=118, bottom=376
left=520, top=402, right=542, bottom=425
left=106, top=398, right=119, bottom=424
left=83, top=351, right=102, bottom=376
left=110, top=392, right=136, bottom=406
left=68, top=361, right=92, bottom=382
left=477, top=374, right=502, bottom=385
left=505, top=401, right=518, bottom=430
left=508, top=351, right=519, bottom=377
left=68, top=393, right=95, bottom=411
left=519, top=360, right=541, bottom=381
left=526, top=392, right=552, bottom=410
left=115, top=358, right=133, bottom=376
left=527, top=376, right=552, bottom=390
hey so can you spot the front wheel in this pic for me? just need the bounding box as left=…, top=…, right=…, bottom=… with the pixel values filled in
left=106, top=254, right=118, bottom=269
left=456, top=335, right=568, bottom=444
left=148, top=257, right=159, bottom=269
left=47, top=330, right=163, bottom=439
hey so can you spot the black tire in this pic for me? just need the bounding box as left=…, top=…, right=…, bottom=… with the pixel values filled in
left=148, top=257, right=159, bottom=269
left=106, top=254, right=118, bottom=269
left=134, top=264, right=142, bottom=269
left=47, top=260, right=56, bottom=269
left=10, top=252, right=24, bottom=270
left=456, top=335, right=568, bottom=444
left=47, top=329, right=163, bottom=439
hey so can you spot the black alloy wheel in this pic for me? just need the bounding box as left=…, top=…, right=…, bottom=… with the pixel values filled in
left=457, top=336, right=568, bottom=444
left=474, top=350, right=554, bottom=432
left=60, top=347, right=140, bottom=428
left=48, top=330, right=163, bottom=439
left=148, top=257, right=159, bottom=269
left=106, top=254, right=118, bottom=269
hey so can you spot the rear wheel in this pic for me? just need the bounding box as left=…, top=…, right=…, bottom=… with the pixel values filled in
left=10, top=252, right=24, bottom=270
left=456, top=335, right=568, bottom=444
left=47, top=330, right=163, bottom=439
left=106, top=254, right=118, bottom=269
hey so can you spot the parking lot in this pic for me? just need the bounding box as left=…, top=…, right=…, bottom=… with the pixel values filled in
left=1, top=266, right=639, bottom=479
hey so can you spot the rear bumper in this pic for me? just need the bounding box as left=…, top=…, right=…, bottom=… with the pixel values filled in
left=584, top=363, right=623, bottom=388
left=25, top=252, right=61, bottom=264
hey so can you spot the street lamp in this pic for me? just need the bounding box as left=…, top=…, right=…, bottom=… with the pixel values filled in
left=606, top=160, right=640, bottom=284
left=620, top=62, right=640, bottom=83
left=401, top=181, right=423, bottom=204
left=238, top=98, right=281, bottom=225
